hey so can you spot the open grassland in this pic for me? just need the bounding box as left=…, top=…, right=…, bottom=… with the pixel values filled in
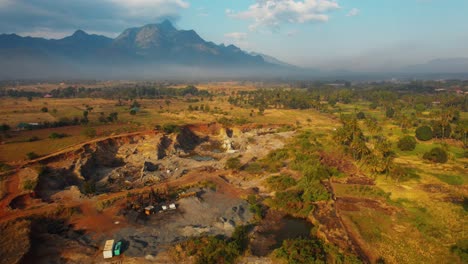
left=0, top=88, right=338, bottom=162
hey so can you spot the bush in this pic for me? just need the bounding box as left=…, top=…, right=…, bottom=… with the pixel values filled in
left=275, top=238, right=326, bottom=263
left=28, top=136, right=40, bottom=142
left=397, top=136, right=417, bottom=151
left=415, top=125, right=433, bottom=141
left=244, top=162, right=262, bottom=174
left=225, top=157, right=242, bottom=170
left=423, top=147, right=448, bottom=163
left=26, top=152, right=39, bottom=160
left=385, top=108, right=395, bottom=118
left=162, top=124, right=180, bottom=134
left=266, top=174, right=297, bottom=191
left=356, top=112, right=366, bottom=120
left=49, top=132, right=68, bottom=139
left=451, top=239, right=468, bottom=263
left=23, top=179, right=37, bottom=191
left=41, top=107, right=48, bottom=113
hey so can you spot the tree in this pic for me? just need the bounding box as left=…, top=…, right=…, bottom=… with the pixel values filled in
left=386, top=107, right=395, bottom=118
left=423, top=147, right=448, bottom=163
left=432, top=121, right=451, bottom=139
left=415, top=125, right=433, bottom=141
left=130, top=109, right=137, bottom=115
left=41, top=107, right=48, bottom=113
left=356, top=111, right=366, bottom=120
left=397, top=136, right=417, bottom=151
left=0, top=123, right=10, bottom=132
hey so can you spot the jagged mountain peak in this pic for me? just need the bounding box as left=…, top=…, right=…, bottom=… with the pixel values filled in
left=72, top=29, right=88, bottom=37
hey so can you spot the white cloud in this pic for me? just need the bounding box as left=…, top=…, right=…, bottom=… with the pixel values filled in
left=228, top=0, right=340, bottom=31
left=225, top=32, right=247, bottom=40
left=224, top=32, right=249, bottom=48
left=346, top=8, right=359, bottom=17
left=0, top=0, right=190, bottom=38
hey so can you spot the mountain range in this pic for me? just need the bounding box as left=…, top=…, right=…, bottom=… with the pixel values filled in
left=0, top=20, right=467, bottom=80
left=0, top=20, right=292, bottom=79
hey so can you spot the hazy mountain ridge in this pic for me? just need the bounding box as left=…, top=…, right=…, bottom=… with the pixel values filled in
left=0, top=20, right=274, bottom=68
left=1, top=20, right=467, bottom=80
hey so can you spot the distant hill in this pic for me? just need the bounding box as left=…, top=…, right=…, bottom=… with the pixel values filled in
left=0, top=20, right=288, bottom=79
left=404, top=58, right=468, bottom=73
left=249, top=52, right=295, bottom=68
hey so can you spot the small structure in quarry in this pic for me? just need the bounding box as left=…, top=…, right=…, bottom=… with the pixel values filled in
left=103, top=239, right=114, bottom=259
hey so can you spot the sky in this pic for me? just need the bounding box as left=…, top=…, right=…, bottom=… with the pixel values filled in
left=1, top=0, right=468, bottom=71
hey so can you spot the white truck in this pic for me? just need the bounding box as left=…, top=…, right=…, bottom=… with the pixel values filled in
left=103, top=240, right=114, bottom=259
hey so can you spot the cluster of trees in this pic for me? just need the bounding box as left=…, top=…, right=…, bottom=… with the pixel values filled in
left=1, top=85, right=210, bottom=100
left=275, top=237, right=362, bottom=264
left=173, top=226, right=249, bottom=264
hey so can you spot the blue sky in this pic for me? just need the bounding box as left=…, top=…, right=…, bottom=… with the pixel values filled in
left=1, top=0, right=467, bottom=71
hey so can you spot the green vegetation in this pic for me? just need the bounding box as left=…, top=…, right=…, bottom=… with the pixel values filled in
left=416, top=126, right=433, bottom=141
left=49, top=132, right=68, bottom=139
left=432, top=173, right=464, bottom=185
left=397, top=136, right=417, bottom=151
left=173, top=225, right=249, bottom=264
left=26, top=152, right=39, bottom=160
left=265, top=174, right=296, bottom=191
left=451, top=239, right=468, bottom=263
left=275, top=237, right=362, bottom=264
left=22, top=179, right=37, bottom=191
left=225, top=157, right=242, bottom=170
left=160, top=123, right=181, bottom=134
left=0, top=162, right=12, bottom=172
left=423, top=147, right=448, bottom=163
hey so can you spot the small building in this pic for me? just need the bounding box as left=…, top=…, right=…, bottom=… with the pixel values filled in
left=103, top=240, right=114, bottom=259
left=43, top=94, right=53, bottom=98
left=161, top=205, right=168, bottom=211
left=145, top=205, right=155, bottom=215
left=169, top=203, right=177, bottom=210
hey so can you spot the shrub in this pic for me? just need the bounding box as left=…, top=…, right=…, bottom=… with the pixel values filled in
left=23, top=179, right=37, bottom=191
left=26, top=152, right=39, bottom=160
left=415, top=125, right=433, bottom=141
left=27, top=136, right=40, bottom=142
left=397, top=136, right=417, bottom=151
left=266, top=174, right=297, bottom=191
left=275, top=238, right=326, bottom=263
left=41, top=107, right=48, bottom=113
left=385, top=108, right=395, bottom=118
left=162, top=124, right=180, bottom=134
left=244, top=162, right=262, bottom=174
left=423, top=147, right=448, bottom=163
left=49, top=132, right=68, bottom=139
left=451, top=239, right=468, bottom=263
left=0, top=162, right=12, bottom=172
left=225, top=157, right=242, bottom=170
left=356, top=112, right=366, bottom=120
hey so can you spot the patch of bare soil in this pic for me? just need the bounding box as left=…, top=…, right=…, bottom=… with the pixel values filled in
left=421, top=183, right=451, bottom=193
left=311, top=201, right=358, bottom=254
